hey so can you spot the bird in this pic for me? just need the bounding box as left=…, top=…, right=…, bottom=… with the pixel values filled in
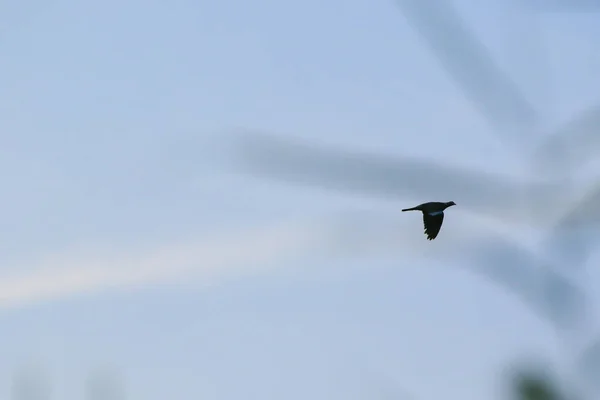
left=402, top=201, right=456, bottom=240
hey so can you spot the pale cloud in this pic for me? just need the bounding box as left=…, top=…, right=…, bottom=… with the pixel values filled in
left=0, top=218, right=335, bottom=309
left=0, top=209, right=580, bottom=334
left=0, top=211, right=486, bottom=310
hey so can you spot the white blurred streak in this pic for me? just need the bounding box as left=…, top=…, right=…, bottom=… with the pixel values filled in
left=0, top=210, right=466, bottom=310
left=0, top=211, right=511, bottom=309
left=0, top=219, right=337, bottom=309
left=0, top=209, right=585, bottom=335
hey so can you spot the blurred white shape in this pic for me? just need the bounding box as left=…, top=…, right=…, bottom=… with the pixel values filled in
left=0, top=218, right=337, bottom=309
left=0, top=213, right=441, bottom=309
left=0, top=210, right=506, bottom=309
left=0, top=209, right=585, bottom=335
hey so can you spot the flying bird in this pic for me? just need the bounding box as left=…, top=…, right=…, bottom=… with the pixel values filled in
left=402, top=201, right=456, bottom=240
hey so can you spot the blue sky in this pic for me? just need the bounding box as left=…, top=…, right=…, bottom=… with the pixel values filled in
left=1, top=0, right=600, bottom=398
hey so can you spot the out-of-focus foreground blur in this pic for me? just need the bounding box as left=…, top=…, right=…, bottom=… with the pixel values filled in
left=2, top=0, right=600, bottom=398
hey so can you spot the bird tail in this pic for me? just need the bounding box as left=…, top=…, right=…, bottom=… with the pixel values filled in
left=402, top=207, right=417, bottom=212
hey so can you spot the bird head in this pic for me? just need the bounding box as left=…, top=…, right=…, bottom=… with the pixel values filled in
left=445, top=201, right=456, bottom=208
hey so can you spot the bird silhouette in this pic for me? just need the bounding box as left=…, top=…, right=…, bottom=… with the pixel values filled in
left=402, top=201, right=456, bottom=240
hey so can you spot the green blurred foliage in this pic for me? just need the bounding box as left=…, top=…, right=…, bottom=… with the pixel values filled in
left=512, top=369, right=564, bottom=400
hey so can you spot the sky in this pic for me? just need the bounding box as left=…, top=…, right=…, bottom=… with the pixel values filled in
left=1, top=0, right=600, bottom=399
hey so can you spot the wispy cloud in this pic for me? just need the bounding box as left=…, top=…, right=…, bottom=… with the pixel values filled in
left=0, top=219, right=341, bottom=309
left=0, top=208, right=578, bottom=326
left=0, top=212, right=458, bottom=310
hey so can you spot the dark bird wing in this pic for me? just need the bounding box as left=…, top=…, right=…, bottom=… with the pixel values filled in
left=423, top=212, right=444, bottom=240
